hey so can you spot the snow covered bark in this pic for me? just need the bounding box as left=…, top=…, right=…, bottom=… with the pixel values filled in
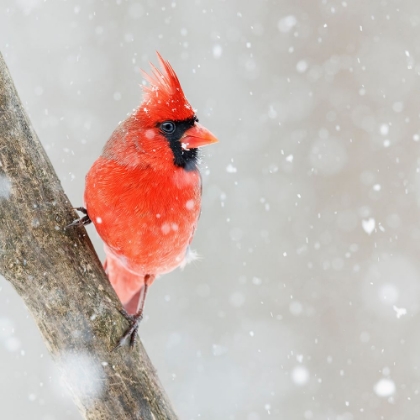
left=0, top=52, right=178, bottom=420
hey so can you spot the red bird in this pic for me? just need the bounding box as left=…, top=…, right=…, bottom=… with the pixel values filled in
left=69, top=53, right=218, bottom=347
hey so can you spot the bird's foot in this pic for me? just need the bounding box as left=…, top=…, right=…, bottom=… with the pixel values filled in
left=66, top=207, right=92, bottom=228
left=113, top=308, right=143, bottom=350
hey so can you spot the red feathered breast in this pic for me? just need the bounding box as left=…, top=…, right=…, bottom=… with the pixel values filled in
left=84, top=156, right=202, bottom=276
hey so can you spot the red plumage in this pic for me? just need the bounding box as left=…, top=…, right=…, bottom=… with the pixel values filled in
left=141, top=53, right=194, bottom=124
left=80, top=52, right=217, bottom=346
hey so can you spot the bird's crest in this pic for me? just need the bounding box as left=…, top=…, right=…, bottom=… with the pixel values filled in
left=140, top=52, right=194, bottom=123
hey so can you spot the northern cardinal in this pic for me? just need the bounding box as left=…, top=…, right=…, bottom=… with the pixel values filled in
left=69, top=53, right=218, bottom=347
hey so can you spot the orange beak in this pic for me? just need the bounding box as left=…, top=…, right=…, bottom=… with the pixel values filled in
left=181, top=123, right=218, bottom=150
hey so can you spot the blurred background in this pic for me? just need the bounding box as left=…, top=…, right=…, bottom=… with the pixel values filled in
left=1, top=0, right=420, bottom=419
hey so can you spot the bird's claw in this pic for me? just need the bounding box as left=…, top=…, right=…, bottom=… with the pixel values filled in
left=65, top=207, right=92, bottom=229
left=112, top=309, right=143, bottom=351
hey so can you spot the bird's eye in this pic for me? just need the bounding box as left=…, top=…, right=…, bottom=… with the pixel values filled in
left=160, top=121, right=176, bottom=134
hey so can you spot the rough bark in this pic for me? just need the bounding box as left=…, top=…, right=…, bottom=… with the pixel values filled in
left=0, top=52, right=178, bottom=420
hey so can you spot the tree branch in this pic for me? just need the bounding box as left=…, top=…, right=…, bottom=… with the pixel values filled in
left=0, top=52, right=178, bottom=420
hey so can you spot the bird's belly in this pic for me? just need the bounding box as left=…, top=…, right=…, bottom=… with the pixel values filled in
left=107, top=210, right=198, bottom=275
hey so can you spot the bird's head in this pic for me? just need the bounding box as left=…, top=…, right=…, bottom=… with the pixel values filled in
left=126, top=52, right=218, bottom=171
